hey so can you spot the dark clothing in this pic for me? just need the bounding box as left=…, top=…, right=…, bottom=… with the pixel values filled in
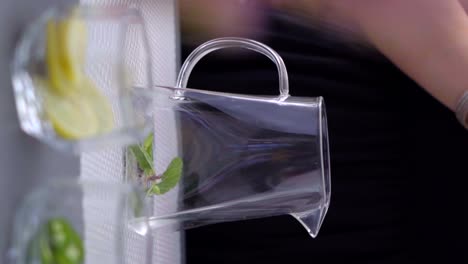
left=184, top=11, right=467, bottom=264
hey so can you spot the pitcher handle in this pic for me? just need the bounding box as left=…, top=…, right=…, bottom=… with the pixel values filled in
left=175, top=37, right=290, bottom=101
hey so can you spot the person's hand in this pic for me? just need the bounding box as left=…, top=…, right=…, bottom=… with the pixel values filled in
left=181, top=0, right=468, bottom=126
left=274, top=0, right=468, bottom=113
left=180, top=0, right=267, bottom=43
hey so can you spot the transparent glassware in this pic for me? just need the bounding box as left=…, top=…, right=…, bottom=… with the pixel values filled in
left=128, top=38, right=331, bottom=238
left=11, top=5, right=153, bottom=154
left=8, top=180, right=151, bottom=264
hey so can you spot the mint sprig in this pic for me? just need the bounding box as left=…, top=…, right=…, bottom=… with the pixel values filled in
left=130, top=134, right=183, bottom=196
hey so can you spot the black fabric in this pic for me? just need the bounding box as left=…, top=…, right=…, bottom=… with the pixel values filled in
left=183, top=11, right=467, bottom=264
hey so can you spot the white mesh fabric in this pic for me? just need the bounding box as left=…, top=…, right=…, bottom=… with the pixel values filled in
left=80, top=0, right=181, bottom=264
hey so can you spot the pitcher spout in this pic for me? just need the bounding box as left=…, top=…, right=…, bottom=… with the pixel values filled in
left=292, top=204, right=329, bottom=238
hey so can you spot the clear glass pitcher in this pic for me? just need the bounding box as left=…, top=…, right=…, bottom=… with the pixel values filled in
left=12, top=5, right=330, bottom=237
left=128, top=37, right=331, bottom=238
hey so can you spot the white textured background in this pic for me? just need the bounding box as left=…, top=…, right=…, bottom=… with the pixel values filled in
left=80, top=0, right=181, bottom=263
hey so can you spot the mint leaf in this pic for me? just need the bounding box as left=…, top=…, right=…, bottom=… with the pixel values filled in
left=143, top=134, right=153, bottom=159
left=148, top=157, right=183, bottom=195
left=130, top=133, right=155, bottom=177
left=129, top=144, right=155, bottom=176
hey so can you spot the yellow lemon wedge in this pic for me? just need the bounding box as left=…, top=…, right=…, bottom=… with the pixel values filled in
left=57, top=15, right=87, bottom=85
left=79, top=77, right=115, bottom=134
left=42, top=88, right=99, bottom=139
left=46, top=16, right=87, bottom=94
left=46, top=20, right=71, bottom=95
left=43, top=8, right=116, bottom=140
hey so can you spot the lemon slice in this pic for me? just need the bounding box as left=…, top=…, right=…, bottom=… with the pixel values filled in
left=46, top=14, right=87, bottom=95
left=57, top=16, right=87, bottom=85
left=79, top=78, right=115, bottom=134
left=43, top=10, right=115, bottom=140
left=42, top=89, right=99, bottom=139
left=46, top=20, right=70, bottom=95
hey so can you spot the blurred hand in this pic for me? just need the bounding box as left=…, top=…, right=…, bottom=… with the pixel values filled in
left=180, top=0, right=267, bottom=42
left=181, top=0, right=468, bottom=113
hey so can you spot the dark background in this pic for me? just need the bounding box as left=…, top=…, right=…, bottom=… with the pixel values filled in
left=183, top=11, right=467, bottom=264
